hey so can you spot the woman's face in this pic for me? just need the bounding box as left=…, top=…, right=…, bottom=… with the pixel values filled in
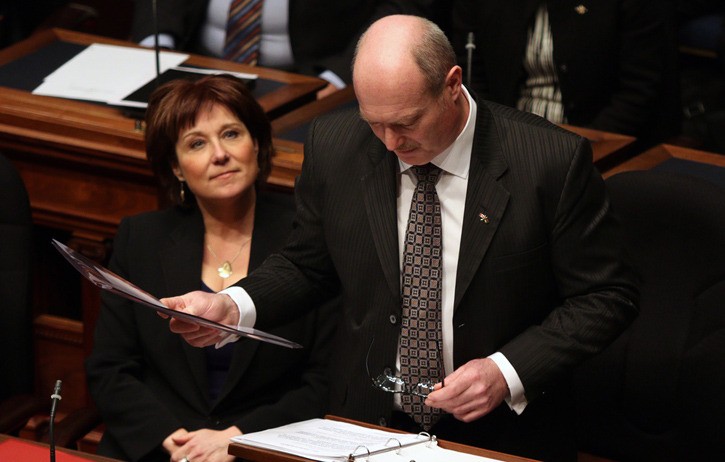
left=172, top=103, right=259, bottom=205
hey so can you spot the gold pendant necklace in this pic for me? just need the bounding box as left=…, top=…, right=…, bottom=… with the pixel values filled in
left=206, top=237, right=251, bottom=279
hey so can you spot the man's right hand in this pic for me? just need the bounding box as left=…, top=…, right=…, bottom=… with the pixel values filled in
left=161, top=291, right=240, bottom=347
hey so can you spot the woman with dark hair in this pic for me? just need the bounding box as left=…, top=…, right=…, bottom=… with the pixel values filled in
left=86, top=74, right=336, bottom=462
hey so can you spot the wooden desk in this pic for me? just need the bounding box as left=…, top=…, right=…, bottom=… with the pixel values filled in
left=559, top=124, right=637, bottom=172
left=0, top=434, right=121, bottom=462
left=272, top=86, right=358, bottom=140
left=228, top=416, right=538, bottom=462
left=602, top=143, right=725, bottom=179
left=0, top=28, right=326, bottom=118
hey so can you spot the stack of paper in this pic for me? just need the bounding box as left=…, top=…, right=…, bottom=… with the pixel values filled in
left=32, top=43, right=189, bottom=104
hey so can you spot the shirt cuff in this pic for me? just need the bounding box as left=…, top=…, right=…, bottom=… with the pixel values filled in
left=488, top=352, right=528, bottom=415
left=139, top=33, right=176, bottom=49
left=214, top=286, right=257, bottom=348
left=318, top=70, right=347, bottom=89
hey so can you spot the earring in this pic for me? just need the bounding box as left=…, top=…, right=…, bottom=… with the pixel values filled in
left=179, top=180, right=186, bottom=203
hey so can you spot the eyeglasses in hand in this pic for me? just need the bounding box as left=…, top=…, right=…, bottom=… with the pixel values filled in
left=365, top=337, right=443, bottom=398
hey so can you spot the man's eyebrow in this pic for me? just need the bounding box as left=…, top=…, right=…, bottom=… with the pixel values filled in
left=358, top=112, right=420, bottom=126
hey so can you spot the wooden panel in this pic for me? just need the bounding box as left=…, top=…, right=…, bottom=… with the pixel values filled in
left=32, top=315, right=86, bottom=413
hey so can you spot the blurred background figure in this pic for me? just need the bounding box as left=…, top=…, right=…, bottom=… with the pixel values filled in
left=677, top=0, right=725, bottom=153
left=85, top=74, right=336, bottom=462
left=449, top=0, right=681, bottom=149
left=131, top=0, right=432, bottom=98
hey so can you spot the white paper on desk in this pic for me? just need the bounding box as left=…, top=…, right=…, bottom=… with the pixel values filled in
left=32, top=43, right=188, bottom=103
left=231, top=418, right=503, bottom=462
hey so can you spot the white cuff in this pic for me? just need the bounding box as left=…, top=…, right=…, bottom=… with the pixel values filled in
left=488, top=352, right=528, bottom=415
left=139, top=33, right=176, bottom=49
left=318, top=70, right=347, bottom=90
left=214, top=286, right=257, bottom=349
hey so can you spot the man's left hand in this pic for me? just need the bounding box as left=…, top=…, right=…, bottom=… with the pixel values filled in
left=424, top=358, right=509, bottom=422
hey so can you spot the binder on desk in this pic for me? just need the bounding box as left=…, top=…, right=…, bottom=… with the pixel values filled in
left=344, top=433, right=437, bottom=461
left=229, top=417, right=518, bottom=462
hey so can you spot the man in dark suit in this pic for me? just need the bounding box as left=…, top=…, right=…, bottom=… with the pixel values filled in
left=131, top=0, right=431, bottom=96
left=448, top=0, right=681, bottom=148
left=164, top=15, right=639, bottom=461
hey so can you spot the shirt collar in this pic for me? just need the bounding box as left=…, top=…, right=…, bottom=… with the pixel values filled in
left=399, top=85, right=477, bottom=180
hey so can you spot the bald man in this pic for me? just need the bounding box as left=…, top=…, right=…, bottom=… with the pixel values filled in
left=163, top=15, right=638, bottom=461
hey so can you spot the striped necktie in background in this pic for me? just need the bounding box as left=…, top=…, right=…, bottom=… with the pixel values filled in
left=223, top=0, right=263, bottom=64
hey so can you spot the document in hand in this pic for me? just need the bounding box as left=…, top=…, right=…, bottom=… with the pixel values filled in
left=231, top=418, right=504, bottom=462
left=52, top=239, right=301, bottom=349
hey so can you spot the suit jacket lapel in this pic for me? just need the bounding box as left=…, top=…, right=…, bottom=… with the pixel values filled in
left=362, top=143, right=400, bottom=300
left=455, top=103, right=510, bottom=310
left=158, top=209, right=211, bottom=406
left=216, top=197, right=291, bottom=404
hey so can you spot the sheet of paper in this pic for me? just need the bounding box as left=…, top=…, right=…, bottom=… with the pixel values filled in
left=51, top=239, right=302, bottom=349
left=371, top=443, right=504, bottom=462
left=32, top=43, right=188, bottom=103
left=231, top=418, right=503, bottom=462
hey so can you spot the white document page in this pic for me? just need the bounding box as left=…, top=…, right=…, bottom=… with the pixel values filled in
left=32, top=43, right=188, bottom=103
left=231, top=418, right=504, bottom=462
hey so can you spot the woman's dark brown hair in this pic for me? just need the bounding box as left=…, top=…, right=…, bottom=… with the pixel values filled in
left=145, top=74, right=273, bottom=206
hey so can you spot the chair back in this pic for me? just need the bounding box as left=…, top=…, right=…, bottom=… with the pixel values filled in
left=0, top=153, right=33, bottom=401
left=574, top=170, right=725, bottom=460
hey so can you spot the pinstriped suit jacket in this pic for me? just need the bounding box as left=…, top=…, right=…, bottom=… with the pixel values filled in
left=240, top=101, right=639, bottom=456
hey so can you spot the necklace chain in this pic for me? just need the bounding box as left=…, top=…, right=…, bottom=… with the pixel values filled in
left=206, top=236, right=252, bottom=279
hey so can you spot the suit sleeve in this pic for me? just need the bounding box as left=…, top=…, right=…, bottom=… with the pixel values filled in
left=499, top=136, right=639, bottom=400
left=239, top=117, right=342, bottom=328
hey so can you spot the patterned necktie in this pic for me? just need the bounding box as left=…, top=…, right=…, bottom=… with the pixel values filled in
left=223, top=0, right=263, bottom=64
left=399, top=163, right=443, bottom=431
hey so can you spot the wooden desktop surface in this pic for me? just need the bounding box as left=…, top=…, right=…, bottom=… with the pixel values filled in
left=228, top=415, right=538, bottom=462
left=0, top=28, right=326, bottom=117
left=0, top=434, right=121, bottom=462
left=559, top=124, right=637, bottom=169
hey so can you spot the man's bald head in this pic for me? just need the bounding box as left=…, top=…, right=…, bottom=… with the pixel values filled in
left=352, top=15, right=456, bottom=97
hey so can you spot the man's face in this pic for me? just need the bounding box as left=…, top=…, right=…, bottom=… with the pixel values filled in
left=357, top=71, right=462, bottom=166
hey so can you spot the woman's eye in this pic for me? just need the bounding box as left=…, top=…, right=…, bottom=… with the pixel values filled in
left=189, top=139, right=205, bottom=149
left=222, top=130, right=239, bottom=139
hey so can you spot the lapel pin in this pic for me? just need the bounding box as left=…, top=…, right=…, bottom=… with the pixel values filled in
left=575, top=4, right=588, bottom=14
left=478, top=212, right=490, bottom=223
